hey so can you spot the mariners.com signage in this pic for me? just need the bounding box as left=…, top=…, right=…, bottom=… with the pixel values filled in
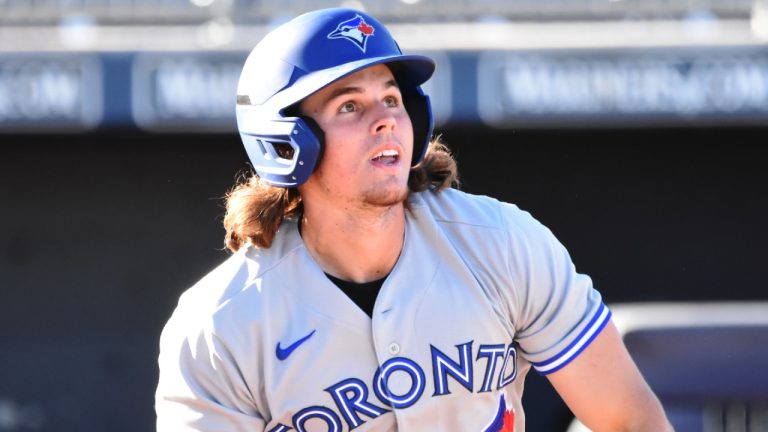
left=477, top=49, right=768, bottom=127
left=1, top=48, right=767, bottom=132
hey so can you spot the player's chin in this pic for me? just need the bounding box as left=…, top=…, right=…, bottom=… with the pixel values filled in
left=361, top=183, right=409, bottom=208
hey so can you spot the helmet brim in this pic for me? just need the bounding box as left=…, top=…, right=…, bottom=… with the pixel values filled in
left=273, top=54, right=436, bottom=113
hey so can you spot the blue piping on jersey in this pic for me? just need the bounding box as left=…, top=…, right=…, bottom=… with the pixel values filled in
left=531, top=303, right=612, bottom=375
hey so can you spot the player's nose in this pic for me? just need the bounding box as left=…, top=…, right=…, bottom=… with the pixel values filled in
left=370, top=107, right=397, bottom=135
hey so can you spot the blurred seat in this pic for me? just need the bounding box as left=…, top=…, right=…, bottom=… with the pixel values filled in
left=566, top=301, right=768, bottom=432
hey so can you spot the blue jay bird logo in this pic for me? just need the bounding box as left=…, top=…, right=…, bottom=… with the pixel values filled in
left=483, top=394, right=515, bottom=432
left=327, top=15, right=375, bottom=52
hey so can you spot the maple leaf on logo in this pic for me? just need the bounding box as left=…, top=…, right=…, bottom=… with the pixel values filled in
left=357, top=22, right=374, bottom=35
left=501, top=408, right=515, bottom=432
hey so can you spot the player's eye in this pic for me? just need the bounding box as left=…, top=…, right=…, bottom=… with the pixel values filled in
left=383, top=95, right=399, bottom=108
left=338, top=101, right=357, bottom=113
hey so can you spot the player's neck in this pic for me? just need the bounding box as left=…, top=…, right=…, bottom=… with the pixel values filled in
left=299, top=202, right=405, bottom=284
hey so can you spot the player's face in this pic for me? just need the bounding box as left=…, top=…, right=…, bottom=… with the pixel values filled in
left=298, top=64, right=414, bottom=209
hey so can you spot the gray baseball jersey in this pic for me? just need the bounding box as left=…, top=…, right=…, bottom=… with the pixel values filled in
left=156, top=188, right=610, bottom=432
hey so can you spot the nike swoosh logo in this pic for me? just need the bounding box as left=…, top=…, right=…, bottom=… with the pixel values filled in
left=276, top=329, right=316, bottom=361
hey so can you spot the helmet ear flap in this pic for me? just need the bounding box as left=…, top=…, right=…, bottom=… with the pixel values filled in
left=297, top=115, right=325, bottom=170
left=237, top=114, right=323, bottom=187
left=282, top=102, right=326, bottom=174
left=401, top=86, right=434, bottom=166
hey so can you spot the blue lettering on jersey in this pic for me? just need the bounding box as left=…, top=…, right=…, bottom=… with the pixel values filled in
left=431, top=341, right=474, bottom=395
left=292, top=406, right=342, bottom=432
left=325, top=378, right=389, bottom=429
left=267, top=341, right=518, bottom=431
left=498, top=344, right=518, bottom=389
left=373, top=357, right=426, bottom=409
left=476, top=344, right=506, bottom=393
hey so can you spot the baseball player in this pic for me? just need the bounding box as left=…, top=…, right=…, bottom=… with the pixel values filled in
left=155, top=8, right=671, bottom=432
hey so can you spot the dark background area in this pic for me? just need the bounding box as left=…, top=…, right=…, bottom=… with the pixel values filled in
left=1, top=126, right=766, bottom=431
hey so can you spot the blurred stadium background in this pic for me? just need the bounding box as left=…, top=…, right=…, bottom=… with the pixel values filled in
left=1, top=0, right=767, bottom=431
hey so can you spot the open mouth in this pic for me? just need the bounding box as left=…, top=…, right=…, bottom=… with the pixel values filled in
left=371, top=149, right=399, bottom=165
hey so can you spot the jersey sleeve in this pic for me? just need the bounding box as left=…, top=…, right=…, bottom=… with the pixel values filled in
left=155, top=299, right=266, bottom=432
left=501, top=203, right=611, bottom=375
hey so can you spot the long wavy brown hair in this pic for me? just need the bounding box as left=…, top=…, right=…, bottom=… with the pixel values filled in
left=223, top=139, right=459, bottom=252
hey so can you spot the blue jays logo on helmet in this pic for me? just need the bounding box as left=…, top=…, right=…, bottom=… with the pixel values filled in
left=327, top=14, right=375, bottom=52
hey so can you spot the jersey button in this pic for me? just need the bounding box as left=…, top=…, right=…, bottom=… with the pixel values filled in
left=387, top=343, right=400, bottom=355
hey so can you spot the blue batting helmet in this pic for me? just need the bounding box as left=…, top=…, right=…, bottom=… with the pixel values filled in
left=236, top=8, right=436, bottom=187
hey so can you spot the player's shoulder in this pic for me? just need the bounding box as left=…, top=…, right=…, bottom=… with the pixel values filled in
left=172, top=247, right=255, bottom=318
left=412, top=188, right=542, bottom=234
left=158, top=223, right=307, bottom=373
left=166, top=220, right=304, bottom=328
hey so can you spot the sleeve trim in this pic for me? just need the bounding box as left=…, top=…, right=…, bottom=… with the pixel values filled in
left=531, top=303, right=612, bottom=375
